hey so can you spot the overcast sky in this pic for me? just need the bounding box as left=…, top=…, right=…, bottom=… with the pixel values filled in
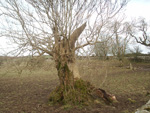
left=0, top=0, right=150, bottom=55
left=126, top=0, right=150, bottom=20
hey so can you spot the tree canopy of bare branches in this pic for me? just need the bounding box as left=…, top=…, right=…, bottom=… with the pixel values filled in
left=110, top=20, right=131, bottom=59
left=0, top=0, right=127, bottom=56
left=128, top=18, right=150, bottom=47
left=0, top=0, right=128, bottom=105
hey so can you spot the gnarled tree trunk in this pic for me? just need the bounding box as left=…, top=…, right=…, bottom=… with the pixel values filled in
left=54, top=38, right=78, bottom=91
left=53, top=23, right=86, bottom=88
left=49, top=23, right=116, bottom=105
left=50, top=38, right=86, bottom=105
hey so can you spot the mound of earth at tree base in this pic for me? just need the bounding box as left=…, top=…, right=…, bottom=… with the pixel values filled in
left=49, top=79, right=117, bottom=107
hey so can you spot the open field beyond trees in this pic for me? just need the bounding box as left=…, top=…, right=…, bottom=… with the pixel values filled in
left=0, top=59, right=150, bottom=113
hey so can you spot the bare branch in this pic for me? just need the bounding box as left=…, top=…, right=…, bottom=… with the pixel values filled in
left=129, top=18, right=150, bottom=47
left=70, top=22, right=86, bottom=49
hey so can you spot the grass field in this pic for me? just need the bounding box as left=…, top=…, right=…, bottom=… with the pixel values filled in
left=0, top=59, right=150, bottom=113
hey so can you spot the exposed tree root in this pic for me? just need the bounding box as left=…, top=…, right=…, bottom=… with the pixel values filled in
left=93, top=88, right=117, bottom=104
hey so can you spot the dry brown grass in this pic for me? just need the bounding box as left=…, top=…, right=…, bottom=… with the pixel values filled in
left=1, top=59, right=150, bottom=97
left=0, top=59, right=150, bottom=113
left=77, top=59, right=150, bottom=96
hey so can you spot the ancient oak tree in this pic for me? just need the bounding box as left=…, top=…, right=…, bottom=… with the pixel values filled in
left=0, top=0, right=127, bottom=105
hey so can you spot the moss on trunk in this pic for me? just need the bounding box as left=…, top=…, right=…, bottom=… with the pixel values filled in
left=57, top=62, right=74, bottom=91
left=49, top=79, right=95, bottom=105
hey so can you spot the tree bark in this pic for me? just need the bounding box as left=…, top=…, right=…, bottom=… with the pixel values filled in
left=49, top=23, right=87, bottom=104
left=53, top=35, right=81, bottom=88
left=50, top=38, right=84, bottom=104
left=56, top=58, right=75, bottom=90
